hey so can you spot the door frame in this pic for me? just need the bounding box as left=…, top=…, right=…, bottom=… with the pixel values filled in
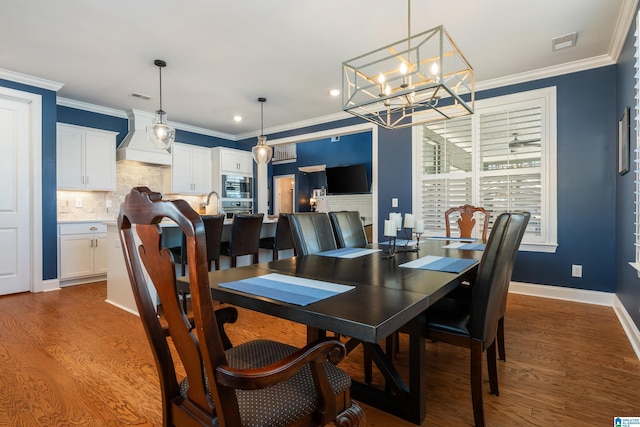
left=273, top=174, right=296, bottom=215
left=0, top=86, right=43, bottom=293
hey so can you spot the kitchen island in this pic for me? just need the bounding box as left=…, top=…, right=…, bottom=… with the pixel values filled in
left=104, top=216, right=281, bottom=314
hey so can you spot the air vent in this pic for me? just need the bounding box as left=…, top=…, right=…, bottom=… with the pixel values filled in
left=129, top=93, right=152, bottom=100
left=552, top=32, right=578, bottom=51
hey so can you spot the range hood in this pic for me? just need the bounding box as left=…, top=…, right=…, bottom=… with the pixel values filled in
left=116, top=109, right=172, bottom=165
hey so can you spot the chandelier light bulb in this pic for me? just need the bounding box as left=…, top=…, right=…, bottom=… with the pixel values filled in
left=431, top=61, right=439, bottom=76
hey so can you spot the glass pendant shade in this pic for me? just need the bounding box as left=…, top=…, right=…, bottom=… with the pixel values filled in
left=147, top=110, right=176, bottom=150
left=252, top=135, right=272, bottom=164
left=146, top=59, right=175, bottom=150
left=252, top=97, right=272, bottom=164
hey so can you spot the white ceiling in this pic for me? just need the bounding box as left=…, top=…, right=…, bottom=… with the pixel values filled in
left=0, top=0, right=635, bottom=139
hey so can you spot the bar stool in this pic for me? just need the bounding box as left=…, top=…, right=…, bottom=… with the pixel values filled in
left=259, top=213, right=296, bottom=260
left=221, top=213, right=264, bottom=267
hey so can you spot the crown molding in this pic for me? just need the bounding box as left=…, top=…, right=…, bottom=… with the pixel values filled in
left=57, top=97, right=127, bottom=118
left=0, top=68, right=63, bottom=91
left=475, top=55, right=615, bottom=93
left=609, top=0, right=639, bottom=62
left=234, top=110, right=353, bottom=141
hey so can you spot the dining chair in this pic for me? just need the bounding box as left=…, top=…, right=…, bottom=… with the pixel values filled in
left=424, top=212, right=529, bottom=427
left=329, top=211, right=368, bottom=248
left=259, top=213, right=296, bottom=260
left=221, top=213, right=264, bottom=267
left=445, top=211, right=530, bottom=362
left=118, top=187, right=365, bottom=427
left=175, top=214, right=225, bottom=312
left=288, top=212, right=338, bottom=256
left=445, top=204, right=490, bottom=242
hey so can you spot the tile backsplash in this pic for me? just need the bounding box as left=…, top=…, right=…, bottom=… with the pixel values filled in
left=57, top=161, right=205, bottom=221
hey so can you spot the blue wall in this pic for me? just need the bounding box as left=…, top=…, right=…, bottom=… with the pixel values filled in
left=270, top=132, right=373, bottom=212
left=615, top=9, right=640, bottom=330
left=0, top=78, right=58, bottom=281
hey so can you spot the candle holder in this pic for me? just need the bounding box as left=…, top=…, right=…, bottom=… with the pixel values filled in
left=413, top=230, right=423, bottom=248
left=383, top=235, right=397, bottom=259
left=396, top=227, right=419, bottom=253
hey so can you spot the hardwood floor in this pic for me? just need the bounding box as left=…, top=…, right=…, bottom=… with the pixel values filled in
left=0, top=281, right=638, bottom=426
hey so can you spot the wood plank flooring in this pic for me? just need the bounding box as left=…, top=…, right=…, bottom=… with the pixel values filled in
left=0, top=281, right=638, bottom=426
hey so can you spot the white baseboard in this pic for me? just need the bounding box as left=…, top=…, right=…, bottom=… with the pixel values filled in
left=105, top=299, right=140, bottom=317
left=509, top=281, right=640, bottom=360
left=38, top=278, right=61, bottom=292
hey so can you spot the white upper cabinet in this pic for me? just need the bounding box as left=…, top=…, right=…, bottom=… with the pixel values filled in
left=214, top=147, right=253, bottom=176
left=164, top=142, right=212, bottom=195
left=57, top=123, right=117, bottom=191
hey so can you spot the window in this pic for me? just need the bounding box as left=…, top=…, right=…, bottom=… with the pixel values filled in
left=413, top=87, right=557, bottom=252
left=632, top=11, right=640, bottom=274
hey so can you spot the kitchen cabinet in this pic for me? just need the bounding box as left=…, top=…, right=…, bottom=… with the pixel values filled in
left=212, top=147, right=253, bottom=176
left=57, top=123, right=117, bottom=191
left=164, top=142, right=212, bottom=195
left=59, top=222, right=108, bottom=283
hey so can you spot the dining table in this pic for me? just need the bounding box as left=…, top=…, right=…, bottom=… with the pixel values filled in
left=178, top=237, right=484, bottom=424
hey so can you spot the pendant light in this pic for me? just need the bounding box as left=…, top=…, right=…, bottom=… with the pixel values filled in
left=147, top=59, right=176, bottom=150
left=252, top=97, right=272, bottom=164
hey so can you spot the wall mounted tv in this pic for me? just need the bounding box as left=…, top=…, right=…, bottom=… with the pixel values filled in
left=325, top=163, right=370, bottom=194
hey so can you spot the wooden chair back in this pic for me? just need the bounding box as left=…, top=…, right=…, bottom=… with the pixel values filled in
left=118, top=187, right=227, bottom=425
left=445, top=204, right=489, bottom=242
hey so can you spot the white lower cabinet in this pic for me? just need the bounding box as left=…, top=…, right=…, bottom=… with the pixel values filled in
left=59, top=222, right=108, bottom=283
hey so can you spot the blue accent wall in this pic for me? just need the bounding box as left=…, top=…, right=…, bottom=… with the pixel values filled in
left=0, top=78, right=58, bottom=281
left=615, top=7, right=640, bottom=330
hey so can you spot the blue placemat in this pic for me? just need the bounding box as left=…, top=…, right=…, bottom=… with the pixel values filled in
left=400, top=255, right=479, bottom=273
left=317, top=247, right=381, bottom=258
left=443, top=242, right=486, bottom=250
left=427, top=236, right=475, bottom=242
left=219, top=273, right=354, bottom=306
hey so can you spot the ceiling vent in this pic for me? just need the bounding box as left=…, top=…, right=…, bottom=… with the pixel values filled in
left=552, top=32, right=578, bottom=51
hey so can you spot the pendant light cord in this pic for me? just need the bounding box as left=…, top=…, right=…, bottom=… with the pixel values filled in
left=158, top=65, right=163, bottom=112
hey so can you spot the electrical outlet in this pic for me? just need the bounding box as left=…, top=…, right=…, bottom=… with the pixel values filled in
left=75, top=198, right=83, bottom=208
left=392, top=198, right=398, bottom=208
left=571, top=264, right=582, bottom=278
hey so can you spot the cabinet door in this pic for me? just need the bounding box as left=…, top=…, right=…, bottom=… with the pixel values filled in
left=93, top=233, right=108, bottom=275
left=171, top=144, right=194, bottom=193
left=190, top=146, right=212, bottom=194
left=84, top=130, right=116, bottom=190
left=236, top=151, right=253, bottom=175
left=220, top=149, right=253, bottom=175
left=57, top=126, right=85, bottom=189
left=60, top=234, right=94, bottom=279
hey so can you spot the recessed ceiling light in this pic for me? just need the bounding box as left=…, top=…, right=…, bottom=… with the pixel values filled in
left=329, top=89, right=340, bottom=97
left=552, top=32, right=578, bottom=51
left=233, top=115, right=242, bottom=122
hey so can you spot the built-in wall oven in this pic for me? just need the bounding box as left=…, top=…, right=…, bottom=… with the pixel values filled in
left=221, top=175, right=253, bottom=199
left=221, top=200, right=253, bottom=219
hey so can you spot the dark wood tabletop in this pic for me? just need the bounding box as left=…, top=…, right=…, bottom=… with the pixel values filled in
left=177, top=238, right=483, bottom=424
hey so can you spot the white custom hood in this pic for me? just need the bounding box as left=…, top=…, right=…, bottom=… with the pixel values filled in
left=116, top=109, right=172, bottom=165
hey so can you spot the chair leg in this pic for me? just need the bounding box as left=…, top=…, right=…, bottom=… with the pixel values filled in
left=487, top=340, right=499, bottom=396
left=470, top=340, right=486, bottom=427
left=497, top=316, right=506, bottom=361
left=273, top=248, right=278, bottom=261
left=231, top=256, right=237, bottom=268
left=214, top=259, right=220, bottom=271
left=252, top=253, right=259, bottom=265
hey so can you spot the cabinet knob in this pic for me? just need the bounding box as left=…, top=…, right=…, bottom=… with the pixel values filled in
left=90, top=226, right=97, bottom=231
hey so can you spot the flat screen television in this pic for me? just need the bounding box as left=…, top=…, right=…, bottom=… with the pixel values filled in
left=325, top=163, right=370, bottom=194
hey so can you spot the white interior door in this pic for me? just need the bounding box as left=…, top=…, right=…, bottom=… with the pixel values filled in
left=0, top=96, right=31, bottom=295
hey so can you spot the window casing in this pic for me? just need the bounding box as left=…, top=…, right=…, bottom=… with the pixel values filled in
left=412, top=87, right=557, bottom=252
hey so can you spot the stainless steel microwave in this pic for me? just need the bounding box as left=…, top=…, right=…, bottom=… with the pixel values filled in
left=221, top=175, right=253, bottom=199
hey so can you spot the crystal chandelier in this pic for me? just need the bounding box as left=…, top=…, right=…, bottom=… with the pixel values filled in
left=342, top=1, right=474, bottom=129
left=147, top=59, right=176, bottom=150
left=252, top=97, right=272, bottom=164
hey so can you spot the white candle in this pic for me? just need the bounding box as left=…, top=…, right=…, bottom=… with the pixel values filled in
left=415, top=220, right=424, bottom=233
left=384, top=220, right=397, bottom=237
left=404, top=213, right=415, bottom=229
left=393, top=213, right=403, bottom=230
